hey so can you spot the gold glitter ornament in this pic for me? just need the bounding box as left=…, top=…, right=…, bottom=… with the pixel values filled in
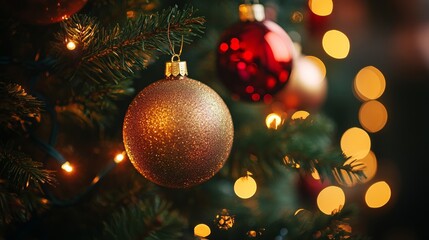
left=214, top=209, right=235, bottom=230
left=123, top=56, right=234, bottom=188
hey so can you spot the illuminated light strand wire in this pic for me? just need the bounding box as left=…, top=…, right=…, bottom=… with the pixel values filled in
left=1, top=54, right=125, bottom=207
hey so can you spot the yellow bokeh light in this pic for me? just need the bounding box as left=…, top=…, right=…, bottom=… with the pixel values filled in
left=61, top=161, right=73, bottom=173
left=322, top=30, right=350, bottom=59
left=194, top=223, right=211, bottom=237
left=234, top=175, right=257, bottom=199
left=266, top=113, right=282, bottom=129
left=308, top=0, right=333, bottom=16
left=66, top=41, right=76, bottom=51
left=359, top=100, right=388, bottom=133
left=365, top=181, right=391, bottom=208
left=340, top=127, right=371, bottom=159
left=354, top=66, right=386, bottom=101
left=291, top=110, right=310, bottom=120
left=305, top=56, right=327, bottom=79
left=317, top=186, right=345, bottom=215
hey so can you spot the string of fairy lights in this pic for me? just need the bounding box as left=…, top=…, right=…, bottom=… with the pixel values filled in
left=1, top=48, right=126, bottom=206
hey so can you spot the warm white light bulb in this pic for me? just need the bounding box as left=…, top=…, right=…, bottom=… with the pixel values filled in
left=114, top=152, right=125, bottom=163
left=61, top=161, right=73, bottom=173
left=66, top=41, right=76, bottom=51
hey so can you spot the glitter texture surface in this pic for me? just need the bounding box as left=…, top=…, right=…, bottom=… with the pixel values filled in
left=123, top=76, right=234, bottom=188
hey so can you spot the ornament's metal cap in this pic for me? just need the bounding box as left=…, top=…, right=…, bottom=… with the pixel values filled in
left=239, top=3, right=265, bottom=22
left=165, top=54, right=188, bottom=77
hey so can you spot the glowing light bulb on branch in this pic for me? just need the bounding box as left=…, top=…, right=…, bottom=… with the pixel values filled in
left=61, top=161, right=73, bottom=173
left=114, top=152, right=125, bottom=164
left=66, top=41, right=77, bottom=51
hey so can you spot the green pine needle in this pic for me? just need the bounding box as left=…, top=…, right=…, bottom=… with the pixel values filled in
left=0, top=143, right=55, bottom=226
left=227, top=105, right=364, bottom=185
left=100, top=196, right=187, bottom=240
left=0, top=82, right=43, bottom=133
left=0, top=143, right=56, bottom=191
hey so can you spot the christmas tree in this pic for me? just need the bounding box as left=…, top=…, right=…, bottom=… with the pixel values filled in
left=1, top=0, right=426, bottom=239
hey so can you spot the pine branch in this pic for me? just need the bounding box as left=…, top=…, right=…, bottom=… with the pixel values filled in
left=0, top=143, right=56, bottom=191
left=0, top=143, right=54, bottom=227
left=46, top=4, right=205, bottom=126
left=0, top=190, right=50, bottom=227
left=278, top=116, right=366, bottom=183
left=0, top=191, right=27, bottom=225
left=227, top=104, right=364, bottom=184
left=51, top=4, right=205, bottom=85
left=0, top=82, right=43, bottom=133
left=279, top=207, right=371, bottom=240
left=100, top=196, right=187, bottom=240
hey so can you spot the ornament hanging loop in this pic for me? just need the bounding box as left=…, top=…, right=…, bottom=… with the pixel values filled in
left=165, top=22, right=187, bottom=77
left=171, top=53, right=181, bottom=62
left=167, top=22, right=184, bottom=58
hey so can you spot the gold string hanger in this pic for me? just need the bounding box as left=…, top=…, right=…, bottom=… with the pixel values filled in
left=165, top=23, right=187, bottom=77
left=167, top=22, right=184, bottom=62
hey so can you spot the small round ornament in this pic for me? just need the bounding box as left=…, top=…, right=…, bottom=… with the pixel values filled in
left=216, top=3, right=295, bottom=103
left=273, top=47, right=327, bottom=112
left=123, top=57, right=234, bottom=188
left=214, top=209, right=235, bottom=230
left=4, top=0, right=88, bottom=25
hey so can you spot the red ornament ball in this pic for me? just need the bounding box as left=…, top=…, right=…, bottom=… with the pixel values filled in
left=216, top=20, right=295, bottom=103
left=5, top=0, right=88, bottom=25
